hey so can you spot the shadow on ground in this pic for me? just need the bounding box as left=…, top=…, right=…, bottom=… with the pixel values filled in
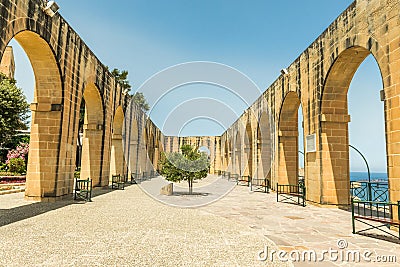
left=172, top=192, right=210, bottom=196
left=0, top=185, right=132, bottom=227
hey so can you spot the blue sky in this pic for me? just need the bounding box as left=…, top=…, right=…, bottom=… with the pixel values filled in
left=10, top=0, right=387, bottom=172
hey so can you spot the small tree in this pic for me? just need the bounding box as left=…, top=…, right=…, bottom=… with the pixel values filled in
left=132, top=92, right=150, bottom=112
left=160, top=144, right=210, bottom=194
left=108, top=67, right=150, bottom=112
left=110, top=68, right=131, bottom=92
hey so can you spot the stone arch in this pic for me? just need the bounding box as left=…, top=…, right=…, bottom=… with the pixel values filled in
left=278, top=91, right=301, bottom=185
left=109, top=106, right=125, bottom=178
left=80, top=83, right=105, bottom=187
left=154, top=133, right=161, bottom=172
left=4, top=30, right=64, bottom=200
left=226, top=134, right=233, bottom=172
left=243, top=121, right=254, bottom=177
left=148, top=131, right=155, bottom=166
left=223, top=138, right=229, bottom=171
left=127, top=117, right=139, bottom=174
left=319, top=45, right=385, bottom=205
left=234, top=131, right=242, bottom=175
left=256, top=110, right=272, bottom=180
left=140, top=125, right=149, bottom=173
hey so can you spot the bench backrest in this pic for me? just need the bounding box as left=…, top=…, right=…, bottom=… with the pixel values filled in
left=351, top=199, right=400, bottom=221
left=75, top=178, right=92, bottom=191
left=277, top=183, right=305, bottom=194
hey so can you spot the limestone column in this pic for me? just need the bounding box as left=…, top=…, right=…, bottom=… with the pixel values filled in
left=277, top=130, right=298, bottom=185
left=129, top=141, right=139, bottom=175
left=80, top=123, right=103, bottom=187
left=109, top=133, right=124, bottom=180
left=319, top=113, right=350, bottom=205
left=25, top=103, right=63, bottom=201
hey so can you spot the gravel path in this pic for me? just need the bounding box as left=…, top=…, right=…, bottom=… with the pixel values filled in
left=0, top=185, right=288, bottom=267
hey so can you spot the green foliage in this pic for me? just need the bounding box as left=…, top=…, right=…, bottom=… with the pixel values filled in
left=110, top=68, right=131, bottom=92
left=8, top=158, right=26, bottom=174
left=107, top=67, right=150, bottom=112
left=132, top=92, right=150, bottom=112
left=160, top=144, right=210, bottom=194
left=0, top=162, right=7, bottom=171
left=0, top=73, right=30, bottom=147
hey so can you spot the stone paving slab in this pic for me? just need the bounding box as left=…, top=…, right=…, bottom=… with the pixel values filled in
left=0, top=185, right=288, bottom=267
left=138, top=175, right=237, bottom=208
left=201, top=185, right=400, bottom=266
left=1, top=179, right=399, bottom=266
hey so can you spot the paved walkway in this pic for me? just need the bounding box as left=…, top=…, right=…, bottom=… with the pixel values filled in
left=0, top=184, right=286, bottom=267
left=0, top=177, right=399, bottom=266
left=200, top=185, right=400, bottom=266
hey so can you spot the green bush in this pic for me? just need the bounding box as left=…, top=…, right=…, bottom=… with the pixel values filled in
left=8, top=158, right=26, bottom=174
left=0, top=162, right=7, bottom=171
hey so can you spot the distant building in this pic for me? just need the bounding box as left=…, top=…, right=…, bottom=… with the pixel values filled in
left=0, top=46, right=15, bottom=79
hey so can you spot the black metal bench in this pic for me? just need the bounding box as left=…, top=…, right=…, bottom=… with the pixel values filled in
left=251, top=177, right=270, bottom=193
left=222, top=171, right=231, bottom=179
left=237, top=175, right=250, bottom=186
left=111, top=174, right=125, bottom=190
left=276, top=182, right=306, bottom=206
left=74, top=178, right=92, bottom=201
left=130, top=172, right=138, bottom=184
left=351, top=199, right=400, bottom=239
left=229, top=173, right=239, bottom=182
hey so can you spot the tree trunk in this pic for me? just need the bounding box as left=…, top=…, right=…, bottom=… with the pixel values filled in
left=188, top=179, right=193, bottom=195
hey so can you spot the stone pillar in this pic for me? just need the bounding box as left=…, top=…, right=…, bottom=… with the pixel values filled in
left=227, top=150, right=232, bottom=173
left=256, top=140, right=262, bottom=178
left=109, top=133, right=124, bottom=179
left=25, top=103, right=63, bottom=201
left=139, top=143, right=147, bottom=174
left=319, top=113, right=351, bottom=205
left=214, top=138, right=221, bottom=174
left=234, top=148, right=240, bottom=175
left=153, top=147, right=159, bottom=171
left=277, top=130, right=298, bottom=185
left=243, top=147, right=250, bottom=176
left=385, top=84, right=400, bottom=206
left=80, top=123, right=104, bottom=187
left=129, top=141, right=139, bottom=174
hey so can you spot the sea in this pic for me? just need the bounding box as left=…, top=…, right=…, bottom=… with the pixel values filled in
left=350, top=171, right=387, bottom=182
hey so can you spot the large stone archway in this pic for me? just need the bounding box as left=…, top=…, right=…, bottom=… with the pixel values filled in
left=3, top=0, right=400, bottom=205
left=256, top=110, right=272, bottom=179
left=10, top=31, right=64, bottom=201
left=80, top=83, right=104, bottom=186
left=243, top=122, right=254, bottom=177
left=318, top=46, right=384, bottom=205
left=109, top=106, right=125, bottom=178
left=277, top=92, right=301, bottom=186
left=0, top=3, right=138, bottom=201
left=234, top=131, right=242, bottom=175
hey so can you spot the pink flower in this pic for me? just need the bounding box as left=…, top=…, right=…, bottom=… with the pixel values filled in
left=6, top=143, right=29, bottom=165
